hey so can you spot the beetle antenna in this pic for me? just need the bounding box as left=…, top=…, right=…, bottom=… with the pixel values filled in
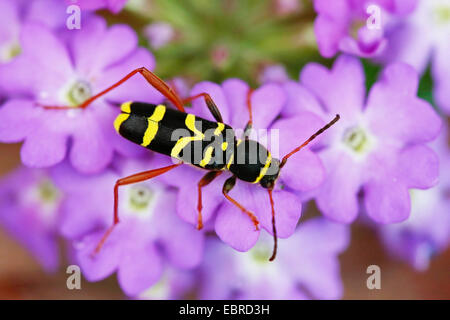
left=268, top=188, right=278, bottom=261
left=280, top=114, right=340, bottom=168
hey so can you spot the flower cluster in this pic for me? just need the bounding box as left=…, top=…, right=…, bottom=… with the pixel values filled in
left=0, top=0, right=448, bottom=299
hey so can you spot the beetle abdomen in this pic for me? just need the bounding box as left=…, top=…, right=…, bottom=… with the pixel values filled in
left=114, top=101, right=235, bottom=170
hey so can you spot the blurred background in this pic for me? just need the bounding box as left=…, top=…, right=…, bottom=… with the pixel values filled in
left=0, top=0, right=448, bottom=299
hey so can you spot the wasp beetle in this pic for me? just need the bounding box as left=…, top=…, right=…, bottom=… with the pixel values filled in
left=46, top=67, right=339, bottom=261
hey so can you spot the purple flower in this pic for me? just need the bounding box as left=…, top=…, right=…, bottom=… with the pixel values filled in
left=377, top=127, right=450, bottom=270
left=198, top=218, right=350, bottom=299
left=157, top=79, right=326, bottom=252
left=52, top=158, right=204, bottom=297
left=286, top=55, right=441, bottom=223
left=0, top=166, right=62, bottom=272
left=0, top=17, right=163, bottom=173
left=379, top=0, right=450, bottom=115
left=0, top=0, right=69, bottom=97
left=144, top=22, right=175, bottom=49
left=258, top=64, right=290, bottom=85
left=312, top=0, right=418, bottom=58
left=67, top=0, right=128, bottom=14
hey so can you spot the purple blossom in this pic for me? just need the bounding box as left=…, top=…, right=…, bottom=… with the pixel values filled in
left=285, top=55, right=441, bottom=223
left=51, top=158, right=204, bottom=297
left=0, top=0, right=69, bottom=97
left=156, top=79, right=327, bottom=252
left=67, top=0, right=128, bottom=14
left=0, top=166, right=62, bottom=272
left=379, top=0, right=450, bottom=115
left=312, top=0, right=418, bottom=58
left=259, top=64, right=290, bottom=85
left=144, top=22, right=175, bottom=49
left=377, top=128, right=450, bottom=270
left=198, top=218, right=350, bottom=299
left=0, top=16, right=163, bottom=173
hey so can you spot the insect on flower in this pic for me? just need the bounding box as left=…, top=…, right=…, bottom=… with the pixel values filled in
left=42, top=67, right=340, bottom=261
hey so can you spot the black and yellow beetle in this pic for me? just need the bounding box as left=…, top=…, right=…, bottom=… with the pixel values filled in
left=49, top=67, right=339, bottom=261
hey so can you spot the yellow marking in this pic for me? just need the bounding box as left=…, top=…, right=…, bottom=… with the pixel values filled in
left=200, top=147, right=214, bottom=167
left=253, top=153, right=272, bottom=183
left=221, top=142, right=228, bottom=151
left=114, top=113, right=130, bottom=133
left=171, top=114, right=205, bottom=159
left=226, top=139, right=243, bottom=169
left=199, top=122, right=226, bottom=168
left=214, top=122, right=225, bottom=135
left=141, top=105, right=166, bottom=147
left=120, top=101, right=132, bottom=113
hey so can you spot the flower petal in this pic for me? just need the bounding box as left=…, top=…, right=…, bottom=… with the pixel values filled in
left=223, top=78, right=250, bottom=128
left=69, top=109, right=114, bottom=174
left=117, top=242, right=163, bottom=297
left=71, top=19, right=138, bottom=77
left=366, top=63, right=441, bottom=145
left=253, top=188, right=302, bottom=238
left=279, top=149, right=325, bottom=192
left=0, top=99, right=37, bottom=143
left=315, top=151, right=362, bottom=223
left=157, top=192, right=205, bottom=268
left=249, top=83, right=286, bottom=130
left=98, top=48, right=163, bottom=104
left=300, top=55, right=366, bottom=120
left=21, top=127, right=68, bottom=168
left=364, top=176, right=411, bottom=223
left=281, top=81, right=325, bottom=118
left=215, top=183, right=260, bottom=251
left=397, top=145, right=439, bottom=189
left=74, top=227, right=123, bottom=282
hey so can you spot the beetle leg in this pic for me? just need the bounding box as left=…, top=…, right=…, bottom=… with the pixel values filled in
left=92, top=162, right=183, bottom=256
left=242, top=88, right=254, bottom=139
left=222, top=175, right=259, bottom=230
left=182, top=93, right=223, bottom=123
left=196, top=170, right=223, bottom=230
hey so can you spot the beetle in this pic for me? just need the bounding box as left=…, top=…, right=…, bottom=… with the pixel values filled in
left=45, top=67, right=339, bottom=261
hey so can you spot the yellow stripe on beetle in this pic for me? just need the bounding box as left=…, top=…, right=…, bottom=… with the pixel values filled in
left=253, top=153, right=272, bottom=184
left=141, top=104, right=166, bottom=147
left=226, top=139, right=243, bottom=169
left=120, top=101, right=132, bottom=113
left=171, top=114, right=205, bottom=158
left=114, top=113, right=130, bottom=133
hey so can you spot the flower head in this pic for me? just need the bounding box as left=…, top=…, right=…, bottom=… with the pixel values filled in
left=199, top=218, right=349, bottom=299
left=312, top=0, right=417, bottom=58
left=287, top=55, right=441, bottom=223
left=52, top=158, right=204, bottom=297
left=0, top=166, right=62, bottom=272
left=0, top=17, right=163, bottom=173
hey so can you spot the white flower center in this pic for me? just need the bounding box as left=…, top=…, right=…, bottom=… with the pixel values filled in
left=123, top=185, right=159, bottom=220
left=434, top=3, right=450, bottom=25
left=23, top=178, right=62, bottom=227
left=58, top=79, right=93, bottom=107
left=67, top=80, right=93, bottom=106
left=341, top=125, right=376, bottom=159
